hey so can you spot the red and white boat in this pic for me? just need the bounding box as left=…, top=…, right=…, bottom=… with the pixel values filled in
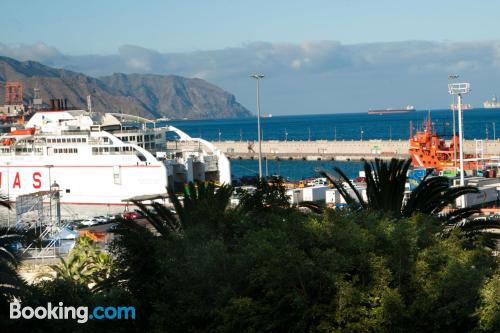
left=0, top=102, right=231, bottom=213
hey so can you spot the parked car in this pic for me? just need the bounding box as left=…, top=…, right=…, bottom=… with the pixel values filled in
left=94, top=216, right=109, bottom=223
left=122, top=211, right=141, bottom=220
left=81, top=218, right=98, bottom=226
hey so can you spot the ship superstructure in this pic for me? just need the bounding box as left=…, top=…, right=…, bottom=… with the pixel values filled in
left=483, top=96, right=500, bottom=108
left=408, top=116, right=477, bottom=171
left=0, top=105, right=231, bottom=207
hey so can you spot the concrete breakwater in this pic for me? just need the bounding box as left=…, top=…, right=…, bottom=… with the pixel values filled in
left=207, top=140, right=500, bottom=161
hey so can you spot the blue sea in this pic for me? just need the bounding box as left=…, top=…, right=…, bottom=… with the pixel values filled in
left=168, top=109, right=499, bottom=180
left=169, top=109, right=499, bottom=141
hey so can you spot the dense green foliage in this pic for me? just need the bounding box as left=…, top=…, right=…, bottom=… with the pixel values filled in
left=1, top=176, right=499, bottom=332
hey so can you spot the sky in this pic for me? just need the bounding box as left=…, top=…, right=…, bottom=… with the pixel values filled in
left=2, top=0, right=500, bottom=115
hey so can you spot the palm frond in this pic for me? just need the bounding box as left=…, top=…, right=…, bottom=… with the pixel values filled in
left=317, top=169, right=363, bottom=210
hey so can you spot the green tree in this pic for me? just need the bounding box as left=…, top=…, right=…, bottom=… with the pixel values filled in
left=42, top=236, right=113, bottom=287
left=476, top=271, right=500, bottom=332
left=237, top=176, right=290, bottom=214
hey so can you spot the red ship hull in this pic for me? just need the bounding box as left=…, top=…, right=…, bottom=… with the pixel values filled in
left=408, top=117, right=477, bottom=171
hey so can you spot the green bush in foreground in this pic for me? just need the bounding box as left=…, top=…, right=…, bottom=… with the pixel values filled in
left=2, top=178, right=499, bottom=332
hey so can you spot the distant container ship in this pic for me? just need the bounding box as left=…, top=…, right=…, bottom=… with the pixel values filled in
left=450, top=103, right=473, bottom=110
left=368, top=105, right=415, bottom=115
left=483, top=95, right=500, bottom=108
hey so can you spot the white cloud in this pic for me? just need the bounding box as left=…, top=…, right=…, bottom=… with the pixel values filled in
left=1, top=40, right=500, bottom=114
left=291, top=59, right=301, bottom=69
left=0, top=42, right=61, bottom=62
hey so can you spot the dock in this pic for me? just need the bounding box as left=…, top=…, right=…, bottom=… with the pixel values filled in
left=207, top=139, right=500, bottom=161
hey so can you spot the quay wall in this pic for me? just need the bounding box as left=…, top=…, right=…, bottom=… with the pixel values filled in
left=208, top=139, right=500, bottom=160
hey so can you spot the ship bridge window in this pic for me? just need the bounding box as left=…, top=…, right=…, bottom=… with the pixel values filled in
left=138, top=136, right=143, bottom=142
left=54, top=148, right=78, bottom=154
left=165, top=132, right=180, bottom=140
left=103, top=137, right=109, bottom=143
left=16, top=148, right=33, bottom=153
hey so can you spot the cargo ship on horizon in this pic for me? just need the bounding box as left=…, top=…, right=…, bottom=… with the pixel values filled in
left=450, top=103, right=473, bottom=111
left=483, top=95, right=500, bottom=108
left=368, top=105, right=415, bottom=115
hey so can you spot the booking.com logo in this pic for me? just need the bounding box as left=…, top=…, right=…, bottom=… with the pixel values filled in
left=10, top=302, right=135, bottom=323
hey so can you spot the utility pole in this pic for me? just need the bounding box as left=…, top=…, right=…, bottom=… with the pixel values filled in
left=250, top=74, right=264, bottom=178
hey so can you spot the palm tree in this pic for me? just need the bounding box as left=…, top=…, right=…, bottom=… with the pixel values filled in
left=319, top=158, right=481, bottom=223
left=42, top=236, right=112, bottom=286
left=236, top=176, right=290, bottom=214
left=0, top=196, right=26, bottom=301
left=132, top=182, right=234, bottom=237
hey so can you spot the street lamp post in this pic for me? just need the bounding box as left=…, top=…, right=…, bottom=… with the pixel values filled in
left=51, top=181, right=61, bottom=226
left=45, top=165, right=54, bottom=223
left=448, top=82, right=471, bottom=208
left=251, top=74, right=264, bottom=178
left=449, top=75, right=459, bottom=169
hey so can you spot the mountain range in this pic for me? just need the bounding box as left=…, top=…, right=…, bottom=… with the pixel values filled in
left=0, top=56, right=251, bottom=119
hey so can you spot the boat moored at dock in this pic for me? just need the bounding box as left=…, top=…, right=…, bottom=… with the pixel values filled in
left=0, top=101, right=231, bottom=208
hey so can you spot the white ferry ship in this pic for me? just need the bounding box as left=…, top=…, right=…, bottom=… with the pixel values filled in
left=0, top=105, right=231, bottom=210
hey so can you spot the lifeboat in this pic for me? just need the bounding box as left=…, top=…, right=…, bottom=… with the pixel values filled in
left=2, top=138, right=13, bottom=145
left=10, top=128, right=36, bottom=135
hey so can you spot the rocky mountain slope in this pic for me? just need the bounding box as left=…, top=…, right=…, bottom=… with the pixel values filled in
left=0, top=56, right=251, bottom=119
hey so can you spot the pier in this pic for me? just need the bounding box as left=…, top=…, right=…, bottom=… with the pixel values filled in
left=206, top=139, right=500, bottom=161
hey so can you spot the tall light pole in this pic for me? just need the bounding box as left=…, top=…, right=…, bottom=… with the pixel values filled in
left=448, top=82, right=471, bottom=197
left=251, top=74, right=264, bottom=178
left=5, top=162, right=10, bottom=227
left=448, top=75, right=459, bottom=169
left=46, top=165, right=54, bottom=223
